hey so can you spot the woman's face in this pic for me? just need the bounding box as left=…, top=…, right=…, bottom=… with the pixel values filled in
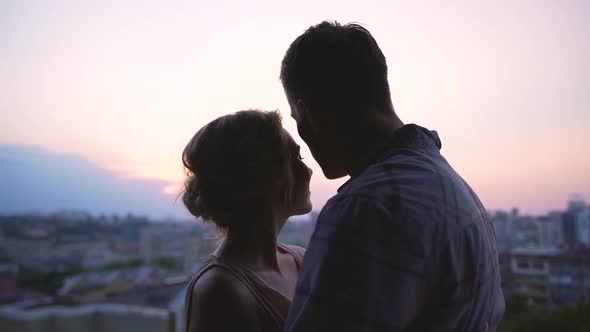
left=283, top=130, right=313, bottom=216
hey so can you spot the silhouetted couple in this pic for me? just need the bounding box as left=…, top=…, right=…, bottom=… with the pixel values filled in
left=183, top=21, right=504, bottom=332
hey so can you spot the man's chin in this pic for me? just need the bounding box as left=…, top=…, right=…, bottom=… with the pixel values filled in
left=321, top=167, right=348, bottom=180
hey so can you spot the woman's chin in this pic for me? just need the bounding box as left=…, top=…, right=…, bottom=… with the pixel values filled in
left=291, top=202, right=312, bottom=216
left=303, top=200, right=313, bottom=214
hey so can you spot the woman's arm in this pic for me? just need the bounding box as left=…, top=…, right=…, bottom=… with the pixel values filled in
left=188, top=268, right=260, bottom=332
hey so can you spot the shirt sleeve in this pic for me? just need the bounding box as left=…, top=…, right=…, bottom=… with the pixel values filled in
left=285, top=195, right=429, bottom=332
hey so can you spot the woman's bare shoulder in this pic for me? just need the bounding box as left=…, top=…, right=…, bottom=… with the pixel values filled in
left=188, top=267, right=259, bottom=332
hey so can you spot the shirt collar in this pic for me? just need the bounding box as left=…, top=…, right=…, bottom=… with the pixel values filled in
left=337, top=124, right=442, bottom=193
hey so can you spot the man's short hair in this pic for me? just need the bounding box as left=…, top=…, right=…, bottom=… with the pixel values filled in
left=280, top=21, right=392, bottom=114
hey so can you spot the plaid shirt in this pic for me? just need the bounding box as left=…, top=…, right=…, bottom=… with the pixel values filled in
left=285, top=124, right=505, bottom=332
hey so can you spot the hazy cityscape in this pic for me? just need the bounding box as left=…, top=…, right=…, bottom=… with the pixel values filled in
left=0, top=197, right=588, bottom=331
left=2, top=1, right=589, bottom=331
left=0, top=210, right=317, bottom=332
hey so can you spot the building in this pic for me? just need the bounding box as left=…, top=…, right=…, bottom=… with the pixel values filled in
left=0, top=263, right=48, bottom=305
left=0, top=263, right=18, bottom=295
left=490, top=211, right=511, bottom=252
left=576, top=209, right=590, bottom=246
left=140, top=223, right=217, bottom=273
left=140, top=224, right=185, bottom=267
left=58, top=267, right=185, bottom=304
left=536, top=216, right=563, bottom=247
left=183, top=235, right=217, bottom=273
left=490, top=210, right=520, bottom=253
left=562, top=208, right=590, bottom=246
left=511, top=246, right=590, bottom=306
left=568, top=196, right=586, bottom=213
left=514, top=217, right=539, bottom=246
left=563, top=211, right=579, bottom=245
left=140, top=224, right=191, bottom=270
left=81, top=248, right=118, bottom=270
left=0, top=302, right=175, bottom=332
left=104, top=280, right=188, bottom=332
left=494, top=212, right=564, bottom=250
left=0, top=262, right=48, bottom=305
left=0, top=262, right=205, bottom=332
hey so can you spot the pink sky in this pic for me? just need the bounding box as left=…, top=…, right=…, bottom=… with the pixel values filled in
left=1, top=0, right=589, bottom=215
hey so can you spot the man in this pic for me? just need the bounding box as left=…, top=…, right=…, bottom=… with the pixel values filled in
left=280, top=21, right=505, bottom=331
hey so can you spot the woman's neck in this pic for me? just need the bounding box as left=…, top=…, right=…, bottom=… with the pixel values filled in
left=215, top=215, right=286, bottom=271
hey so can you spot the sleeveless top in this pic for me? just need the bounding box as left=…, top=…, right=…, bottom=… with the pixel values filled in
left=184, top=243, right=304, bottom=332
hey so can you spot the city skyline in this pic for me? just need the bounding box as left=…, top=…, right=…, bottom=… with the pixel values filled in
left=0, top=143, right=587, bottom=220
left=1, top=0, right=589, bottom=216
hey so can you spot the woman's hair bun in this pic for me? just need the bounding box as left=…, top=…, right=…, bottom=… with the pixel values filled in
left=181, top=110, right=290, bottom=232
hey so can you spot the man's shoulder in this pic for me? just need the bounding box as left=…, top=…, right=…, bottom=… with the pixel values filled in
left=338, top=149, right=447, bottom=199
left=322, top=191, right=388, bottom=214
left=320, top=146, right=478, bottom=237
left=317, top=184, right=437, bottom=260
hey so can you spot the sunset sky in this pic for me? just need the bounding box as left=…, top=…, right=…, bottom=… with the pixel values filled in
left=1, top=0, right=589, bottom=216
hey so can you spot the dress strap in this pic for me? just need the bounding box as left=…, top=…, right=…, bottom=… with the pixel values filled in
left=277, top=243, right=304, bottom=268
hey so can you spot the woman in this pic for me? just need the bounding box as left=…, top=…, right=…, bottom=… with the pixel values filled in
left=182, top=110, right=313, bottom=332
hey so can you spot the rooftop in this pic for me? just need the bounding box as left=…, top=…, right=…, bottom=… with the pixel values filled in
left=511, top=246, right=564, bottom=257
left=0, top=302, right=169, bottom=320
left=104, top=280, right=187, bottom=309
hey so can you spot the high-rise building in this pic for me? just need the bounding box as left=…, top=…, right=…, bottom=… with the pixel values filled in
left=140, top=224, right=197, bottom=272
left=491, top=210, right=515, bottom=253
left=568, top=195, right=586, bottom=213
left=183, top=235, right=201, bottom=274
left=562, top=205, right=590, bottom=246
left=537, top=216, right=563, bottom=247
left=576, top=209, right=590, bottom=246
left=563, top=211, right=578, bottom=245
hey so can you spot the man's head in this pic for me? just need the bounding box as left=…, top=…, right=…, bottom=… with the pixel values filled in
left=280, top=21, right=394, bottom=179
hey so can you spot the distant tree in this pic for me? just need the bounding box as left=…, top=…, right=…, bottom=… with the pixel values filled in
left=101, top=258, right=144, bottom=270
left=0, top=221, right=27, bottom=239
left=498, top=303, right=590, bottom=332
left=17, top=266, right=83, bottom=296
left=155, top=257, right=179, bottom=270
left=504, top=294, right=528, bottom=317
left=0, top=256, right=14, bottom=263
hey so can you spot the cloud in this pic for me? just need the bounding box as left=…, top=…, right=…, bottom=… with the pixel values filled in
left=0, top=145, right=191, bottom=219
